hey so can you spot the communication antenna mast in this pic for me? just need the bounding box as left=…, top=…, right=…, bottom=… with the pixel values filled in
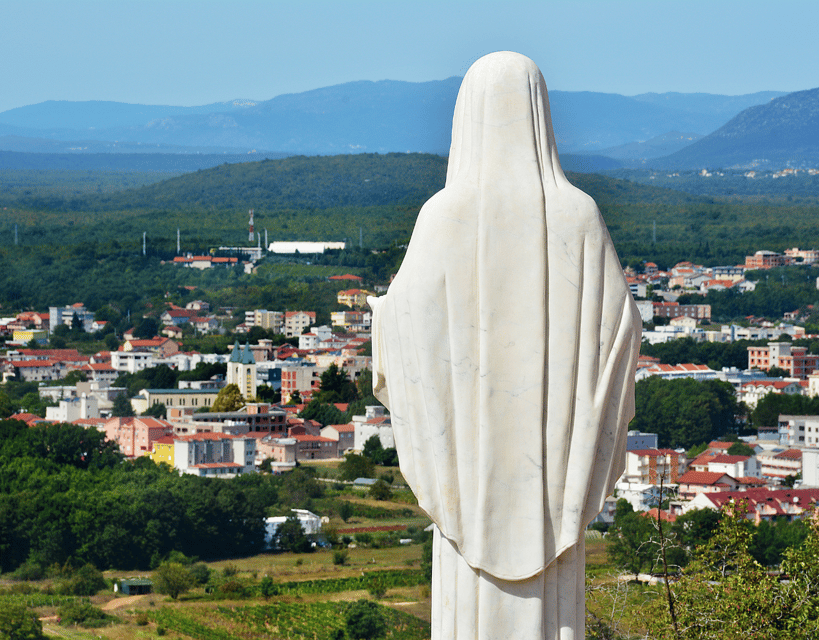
left=248, top=209, right=255, bottom=242
left=14, top=223, right=18, bottom=246
left=265, top=228, right=268, bottom=249
left=177, top=228, right=180, bottom=254
left=142, top=232, right=146, bottom=256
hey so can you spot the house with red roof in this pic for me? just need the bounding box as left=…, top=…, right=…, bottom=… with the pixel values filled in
left=292, top=433, right=339, bottom=460
left=81, top=362, right=119, bottom=386
left=329, top=274, right=363, bottom=282
left=624, top=448, right=687, bottom=484
left=337, top=289, right=375, bottom=309
left=122, top=337, right=179, bottom=357
left=635, top=362, right=715, bottom=382
left=103, top=416, right=174, bottom=457
left=6, top=359, right=63, bottom=382
left=686, top=487, right=819, bottom=524
left=8, top=412, right=50, bottom=427
left=739, top=379, right=804, bottom=409
left=707, top=454, right=760, bottom=479
left=677, top=470, right=741, bottom=500
left=321, top=422, right=356, bottom=454
left=758, top=448, right=802, bottom=482
left=352, top=406, right=392, bottom=450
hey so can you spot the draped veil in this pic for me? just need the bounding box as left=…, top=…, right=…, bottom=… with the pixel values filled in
left=369, top=52, right=641, bottom=582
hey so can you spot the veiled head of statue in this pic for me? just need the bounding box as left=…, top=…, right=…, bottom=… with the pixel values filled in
left=447, top=51, right=564, bottom=188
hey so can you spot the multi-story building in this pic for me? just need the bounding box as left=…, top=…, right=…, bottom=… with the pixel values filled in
left=136, top=388, right=221, bottom=413
left=337, top=289, right=375, bottom=309
left=747, top=342, right=819, bottom=379
left=758, top=449, right=802, bottom=482
left=624, top=448, right=687, bottom=484
left=744, top=250, right=793, bottom=269
left=103, top=416, right=174, bottom=458
left=227, top=342, right=257, bottom=400
left=248, top=310, right=284, bottom=333
left=652, top=302, right=711, bottom=322
left=284, top=311, right=316, bottom=337
left=779, top=415, right=819, bottom=447
left=49, top=304, right=95, bottom=332
left=173, top=432, right=256, bottom=477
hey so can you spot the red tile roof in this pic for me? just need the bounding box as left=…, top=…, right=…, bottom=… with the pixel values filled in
left=630, top=448, right=680, bottom=457
left=641, top=508, right=677, bottom=522
left=678, top=471, right=737, bottom=485
left=709, top=455, right=751, bottom=464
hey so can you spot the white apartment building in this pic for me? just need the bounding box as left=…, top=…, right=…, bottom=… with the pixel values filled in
left=173, top=432, right=256, bottom=477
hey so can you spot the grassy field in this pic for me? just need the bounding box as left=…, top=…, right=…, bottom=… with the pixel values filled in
left=10, top=480, right=640, bottom=639
left=17, top=537, right=656, bottom=640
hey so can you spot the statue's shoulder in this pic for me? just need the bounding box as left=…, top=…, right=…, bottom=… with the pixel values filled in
left=548, top=185, right=606, bottom=238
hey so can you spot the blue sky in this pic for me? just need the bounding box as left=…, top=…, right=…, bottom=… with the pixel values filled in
left=1, top=0, right=818, bottom=113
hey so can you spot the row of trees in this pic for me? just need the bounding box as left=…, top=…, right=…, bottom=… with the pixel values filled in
left=0, top=419, right=331, bottom=573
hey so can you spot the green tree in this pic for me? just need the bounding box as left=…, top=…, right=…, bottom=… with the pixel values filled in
left=0, top=390, right=14, bottom=419
left=316, top=363, right=358, bottom=403
left=606, top=499, right=659, bottom=578
left=363, top=435, right=384, bottom=461
left=141, top=402, right=167, bottom=419
left=339, top=453, right=375, bottom=481
left=766, top=365, right=790, bottom=378
left=649, top=500, right=782, bottom=640
left=111, top=393, right=135, bottom=417
left=60, top=563, right=107, bottom=596
left=0, top=602, right=45, bottom=640
left=211, top=383, right=243, bottom=412
left=631, top=377, right=739, bottom=448
left=133, top=317, right=159, bottom=339
left=62, top=370, right=88, bottom=386
left=345, top=599, right=387, bottom=640
left=339, top=501, right=354, bottom=523
left=153, top=561, right=194, bottom=599
left=726, top=442, right=755, bottom=457
left=274, top=514, right=311, bottom=553
left=369, top=479, right=392, bottom=501
left=299, top=400, right=346, bottom=426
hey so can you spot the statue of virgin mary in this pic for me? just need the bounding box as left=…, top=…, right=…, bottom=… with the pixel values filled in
left=368, top=51, right=641, bottom=640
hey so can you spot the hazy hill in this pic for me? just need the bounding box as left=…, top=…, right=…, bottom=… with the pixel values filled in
left=0, top=82, right=785, bottom=160
left=597, top=131, right=704, bottom=162
left=652, top=87, right=819, bottom=169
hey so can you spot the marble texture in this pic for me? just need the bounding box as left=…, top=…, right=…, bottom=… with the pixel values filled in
left=369, top=51, right=641, bottom=639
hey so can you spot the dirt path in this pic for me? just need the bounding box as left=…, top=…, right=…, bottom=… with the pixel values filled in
left=101, top=594, right=147, bottom=611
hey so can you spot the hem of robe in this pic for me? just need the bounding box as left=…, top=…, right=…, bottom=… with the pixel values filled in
left=431, top=527, right=585, bottom=640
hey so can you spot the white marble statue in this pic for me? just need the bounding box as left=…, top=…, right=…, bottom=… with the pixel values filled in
left=368, top=51, right=642, bottom=640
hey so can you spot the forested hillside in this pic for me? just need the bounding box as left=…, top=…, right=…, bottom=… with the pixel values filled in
left=2, top=153, right=819, bottom=317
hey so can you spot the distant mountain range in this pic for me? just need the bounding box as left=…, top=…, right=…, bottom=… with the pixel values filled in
left=650, top=88, right=819, bottom=169
left=0, top=82, right=793, bottom=171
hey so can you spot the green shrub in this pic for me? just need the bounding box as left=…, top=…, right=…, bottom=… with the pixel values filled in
left=333, top=550, right=349, bottom=566
left=58, top=563, right=106, bottom=596
left=0, top=602, right=45, bottom=639
left=11, top=561, right=44, bottom=582
left=346, top=599, right=387, bottom=639
left=57, top=600, right=111, bottom=628
left=188, top=562, right=211, bottom=585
